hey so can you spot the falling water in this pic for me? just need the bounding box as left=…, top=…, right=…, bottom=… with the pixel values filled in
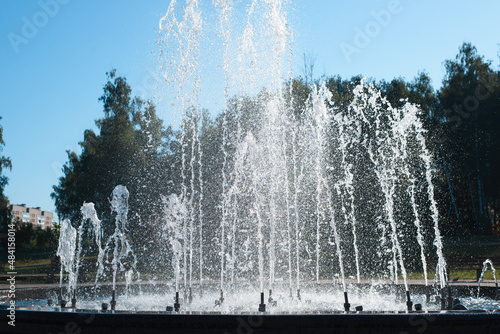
left=215, top=0, right=232, bottom=295
left=292, top=127, right=304, bottom=292
left=478, top=259, right=498, bottom=297
left=56, top=219, right=76, bottom=298
left=188, top=111, right=199, bottom=289
left=283, top=119, right=293, bottom=295
left=413, top=112, right=447, bottom=288
left=105, top=185, right=137, bottom=291
left=334, top=112, right=361, bottom=283
left=163, top=194, right=187, bottom=293
left=80, top=203, right=105, bottom=288
left=159, top=0, right=203, bottom=294
left=198, top=116, right=204, bottom=291
left=395, top=105, right=429, bottom=286
left=351, top=79, right=414, bottom=289
left=309, top=82, right=335, bottom=283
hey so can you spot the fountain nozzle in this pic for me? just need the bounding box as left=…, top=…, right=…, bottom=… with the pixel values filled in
left=447, top=285, right=453, bottom=310
left=258, top=292, right=266, bottom=312
left=406, top=291, right=413, bottom=311
left=440, top=287, right=446, bottom=310
left=343, top=292, right=350, bottom=312
left=110, top=290, right=116, bottom=311
left=174, top=291, right=180, bottom=312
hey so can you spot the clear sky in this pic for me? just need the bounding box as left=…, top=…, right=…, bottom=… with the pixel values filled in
left=1, top=0, right=499, bottom=220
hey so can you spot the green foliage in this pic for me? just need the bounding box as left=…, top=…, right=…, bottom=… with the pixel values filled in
left=0, top=117, right=12, bottom=233
left=51, top=70, right=174, bottom=253
left=0, top=117, right=12, bottom=197
left=437, top=43, right=500, bottom=234
left=15, top=222, right=58, bottom=253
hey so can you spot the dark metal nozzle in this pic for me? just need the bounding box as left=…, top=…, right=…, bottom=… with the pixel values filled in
left=110, top=290, right=116, bottom=311
left=174, top=291, right=180, bottom=312
left=344, top=291, right=350, bottom=312
left=258, top=292, right=266, bottom=312
left=406, top=290, right=413, bottom=311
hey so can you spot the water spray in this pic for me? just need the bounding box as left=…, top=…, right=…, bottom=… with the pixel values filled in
left=215, top=290, right=224, bottom=306
left=268, top=289, right=277, bottom=307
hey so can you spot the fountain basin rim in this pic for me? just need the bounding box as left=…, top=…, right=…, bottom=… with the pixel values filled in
left=4, top=308, right=500, bottom=315
left=3, top=309, right=500, bottom=334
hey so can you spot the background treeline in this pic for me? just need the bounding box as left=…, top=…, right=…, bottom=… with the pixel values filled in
left=48, top=43, right=500, bottom=273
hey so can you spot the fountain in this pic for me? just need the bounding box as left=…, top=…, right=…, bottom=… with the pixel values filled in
left=2, top=0, right=500, bottom=333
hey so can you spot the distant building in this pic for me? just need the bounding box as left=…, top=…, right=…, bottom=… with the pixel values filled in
left=10, top=204, right=55, bottom=229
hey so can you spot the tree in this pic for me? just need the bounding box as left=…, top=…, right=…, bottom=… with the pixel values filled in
left=52, top=70, right=170, bottom=248
left=0, top=117, right=12, bottom=232
left=438, top=42, right=500, bottom=234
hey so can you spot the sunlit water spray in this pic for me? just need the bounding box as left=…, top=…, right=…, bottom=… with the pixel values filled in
left=51, top=0, right=457, bottom=313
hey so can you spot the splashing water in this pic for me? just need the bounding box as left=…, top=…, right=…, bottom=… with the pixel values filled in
left=105, top=185, right=138, bottom=291
left=80, top=202, right=105, bottom=288
left=56, top=219, right=76, bottom=299
left=478, top=259, right=498, bottom=297
left=53, top=0, right=452, bottom=313
left=162, top=193, right=188, bottom=294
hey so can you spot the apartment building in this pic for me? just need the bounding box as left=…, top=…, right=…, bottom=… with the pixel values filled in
left=10, top=204, right=55, bottom=229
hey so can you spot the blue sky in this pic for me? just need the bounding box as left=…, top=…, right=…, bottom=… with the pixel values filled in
left=1, top=0, right=499, bottom=220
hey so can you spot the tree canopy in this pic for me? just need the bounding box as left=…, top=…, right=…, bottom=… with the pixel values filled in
left=0, top=117, right=12, bottom=231
left=51, top=42, right=500, bottom=262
